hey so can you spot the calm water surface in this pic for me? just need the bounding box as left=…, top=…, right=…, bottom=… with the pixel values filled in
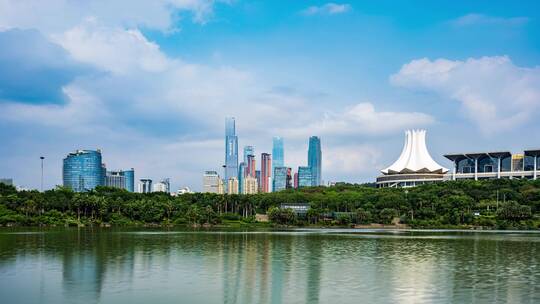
left=1, top=228, right=539, bottom=304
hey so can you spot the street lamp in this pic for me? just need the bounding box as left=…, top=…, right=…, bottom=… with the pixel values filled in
left=40, top=156, right=45, bottom=192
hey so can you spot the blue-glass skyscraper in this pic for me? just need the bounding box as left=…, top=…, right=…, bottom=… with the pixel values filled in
left=272, top=137, right=284, bottom=175
left=63, top=149, right=105, bottom=192
left=308, top=136, right=322, bottom=186
left=243, top=145, right=254, bottom=163
left=123, top=168, right=135, bottom=192
left=273, top=166, right=288, bottom=192
left=297, top=166, right=313, bottom=188
left=238, top=162, right=246, bottom=194
left=225, top=117, right=239, bottom=190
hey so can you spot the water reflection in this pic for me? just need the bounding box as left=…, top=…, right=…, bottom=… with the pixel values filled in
left=0, top=229, right=539, bottom=304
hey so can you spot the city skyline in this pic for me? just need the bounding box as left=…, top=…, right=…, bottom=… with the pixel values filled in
left=1, top=1, right=539, bottom=191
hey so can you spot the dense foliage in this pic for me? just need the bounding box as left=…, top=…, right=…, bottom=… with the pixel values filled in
left=1, top=179, right=540, bottom=229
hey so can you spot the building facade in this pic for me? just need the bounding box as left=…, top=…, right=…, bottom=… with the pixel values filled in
left=63, top=149, right=105, bottom=192
left=203, top=171, right=222, bottom=193
left=227, top=177, right=239, bottom=194
left=261, top=153, right=272, bottom=193
left=445, top=150, right=540, bottom=181
left=273, top=166, right=288, bottom=192
left=105, top=169, right=134, bottom=191
left=297, top=166, right=313, bottom=188
left=243, top=176, right=258, bottom=194
left=272, top=137, right=284, bottom=176
left=138, top=178, right=152, bottom=193
left=238, top=162, right=246, bottom=194
left=153, top=178, right=170, bottom=193
left=225, top=117, right=238, bottom=191
left=308, top=136, right=322, bottom=186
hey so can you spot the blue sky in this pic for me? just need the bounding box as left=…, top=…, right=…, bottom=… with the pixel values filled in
left=0, top=0, right=539, bottom=191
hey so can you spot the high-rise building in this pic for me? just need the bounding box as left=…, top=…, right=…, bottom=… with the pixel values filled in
left=243, top=146, right=254, bottom=163
left=153, top=178, right=170, bottom=193
left=123, top=169, right=135, bottom=192
left=286, top=167, right=293, bottom=189
left=0, top=178, right=13, bottom=186
left=246, top=154, right=256, bottom=177
left=272, top=137, right=284, bottom=175
left=105, top=169, right=135, bottom=191
left=273, top=166, right=288, bottom=192
left=225, top=117, right=238, bottom=191
left=218, top=178, right=225, bottom=194
left=261, top=153, right=272, bottom=192
left=308, top=136, right=322, bottom=186
left=63, top=149, right=105, bottom=192
left=203, top=171, right=222, bottom=193
left=227, top=177, right=239, bottom=194
left=138, top=178, right=152, bottom=193
left=298, top=166, right=313, bottom=188
left=255, top=170, right=261, bottom=192
left=243, top=176, right=258, bottom=194
left=293, top=172, right=298, bottom=189
left=238, top=162, right=246, bottom=194
left=105, top=171, right=126, bottom=189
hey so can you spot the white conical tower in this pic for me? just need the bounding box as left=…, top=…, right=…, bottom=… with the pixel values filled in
left=382, top=129, right=448, bottom=174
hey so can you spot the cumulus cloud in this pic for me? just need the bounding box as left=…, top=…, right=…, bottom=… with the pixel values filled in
left=450, top=13, right=529, bottom=27
left=0, top=0, right=223, bottom=33
left=301, top=3, right=351, bottom=16
left=390, top=56, right=540, bottom=133
left=278, top=102, right=434, bottom=139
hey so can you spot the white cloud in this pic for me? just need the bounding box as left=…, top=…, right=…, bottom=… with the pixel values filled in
left=0, top=0, right=223, bottom=33
left=450, top=14, right=529, bottom=27
left=278, top=102, right=434, bottom=138
left=390, top=56, right=540, bottom=133
left=302, top=3, right=351, bottom=16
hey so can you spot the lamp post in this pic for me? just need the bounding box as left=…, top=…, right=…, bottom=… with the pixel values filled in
left=40, top=156, right=45, bottom=192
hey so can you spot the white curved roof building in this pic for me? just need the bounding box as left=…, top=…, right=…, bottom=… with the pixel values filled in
left=377, top=130, right=448, bottom=188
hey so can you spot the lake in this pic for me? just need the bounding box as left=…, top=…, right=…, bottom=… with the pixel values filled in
left=1, top=228, right=539, bottom=304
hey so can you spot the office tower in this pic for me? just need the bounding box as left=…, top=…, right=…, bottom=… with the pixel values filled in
left=246, top=154, right=256, bottom=177
left=138, top=178, right=152, bottom=193
left=238, top=162, right=246, bottom=194
left=261, top=153, right=272, bottom=193
left=227, top=177, right=239, bottom=194
left=243, top=146, right=255, bottom=163
left=293, top=172, right=298, bottom=189
left=272, top=137, right=284, bottom=175
left=225, top=117, right=238, bottom=191
left=273, top=166, right=288, bottom=192
left=105, top=171, right=126, bottom=189
left=0, top=178, right=13, bottom=186
left=123, top=168, right=135, bottom=192
left=298, top=166, right=313, bottom=188
left=243, top=176, right=258, bottom=194
left=203, top=171, right=222, bottom=193
left=308, top=136, right=322, bottom=186
left=255, top=170, right=261, bottom=192
left=286, top=167, right=292, bottom=189
left=63, top=149, right=105, bottom=192
left=105, top=169, right=135, bottom=191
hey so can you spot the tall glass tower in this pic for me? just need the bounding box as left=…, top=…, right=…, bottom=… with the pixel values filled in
left=308, top=136, right=322, bottom=186
left=243, top=146, right=254, bottom=163
left=63, top=149, right=105, bottom=192
left=225, top=117, right=238, bottom=189
left=272, top=137, right=284, bottom=175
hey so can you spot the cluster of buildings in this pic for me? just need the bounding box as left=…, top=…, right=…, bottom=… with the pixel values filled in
left=376, top=129, right=540, bottom=188
left=203, top=117, right=323, bottom=194
left=62, top=149, right=176, bottom=194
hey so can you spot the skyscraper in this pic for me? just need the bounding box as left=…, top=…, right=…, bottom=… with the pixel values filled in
left=228, top=177, right=239, bottom=194
left=261, top=153, right=272, bottom=192
left=272, top=137, right=284, bottom=175
left=298, top=166, right=313, bottom=188
left=105, top=168, right=135, bottom=192
left=203, top=171, right=221, bottom=193
left=243, top=145, right=254, bottom=163
left=286, top=167, right=292, bottom=189
left=225, top=117, right=238, bottom=191
left=238, top=162, right=246, bottom=194
left=123, top=169, right=135, bottom=192
left=246, top=154, right=256, bottom=177
left=308, top=136, right=322, bottom=186
left=273, top=166, right=288, bottom=192
left=63, top=149, right=105, bottom=192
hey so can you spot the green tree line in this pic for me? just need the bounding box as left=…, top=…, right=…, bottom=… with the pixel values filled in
left=1, top=179, right=540, bottom=228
